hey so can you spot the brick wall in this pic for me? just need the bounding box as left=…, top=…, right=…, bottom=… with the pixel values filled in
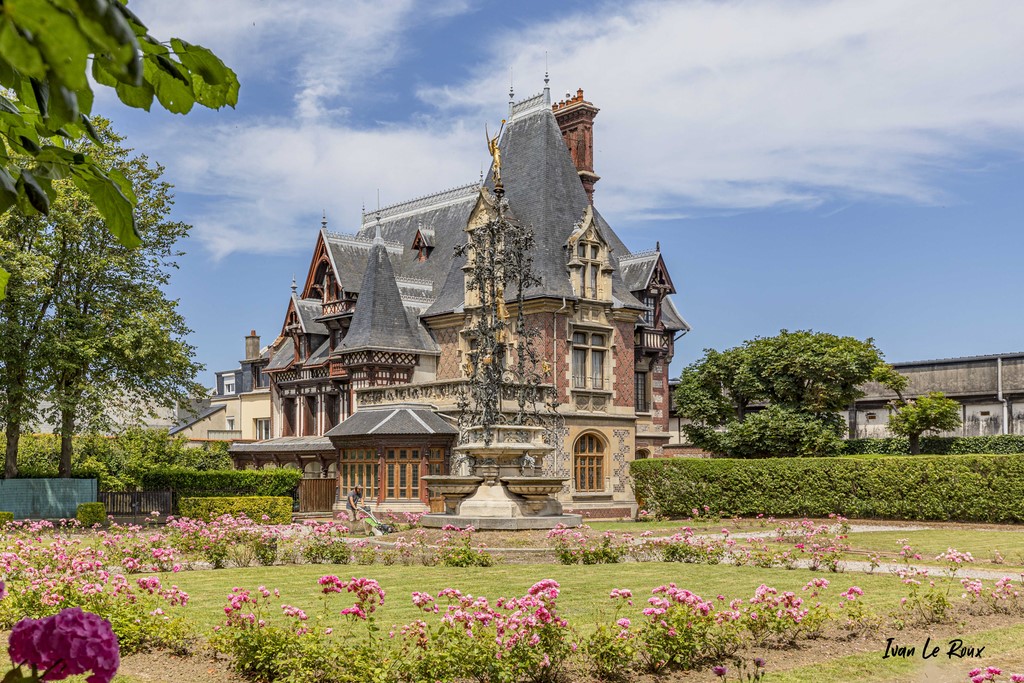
left=434, top=327, right=461, bottom=379
left=612, top=319, right=635, bottom=407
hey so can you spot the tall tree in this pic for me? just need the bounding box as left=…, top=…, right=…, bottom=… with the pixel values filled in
left=675, top=329, right=906, bottom=456
left=0, top=209, right=56, bottom=476
left=0, top=0, right=238, bottom=298
left=888, top=392, right=962, bottom=455
left=1, top=118, right=203, bottom=477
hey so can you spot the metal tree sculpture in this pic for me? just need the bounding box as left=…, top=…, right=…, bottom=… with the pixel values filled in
left=455, top=184, right=559, bottom=447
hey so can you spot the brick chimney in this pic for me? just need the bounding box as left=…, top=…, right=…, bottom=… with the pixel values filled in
left=245, top=330, right=260, bottom=360
left=553, top=88, right=600, bottom=203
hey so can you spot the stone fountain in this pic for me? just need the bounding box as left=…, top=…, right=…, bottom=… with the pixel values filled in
left=421, top=425, right=581, bottom=530
left=420, top=144, right=581, bottom=530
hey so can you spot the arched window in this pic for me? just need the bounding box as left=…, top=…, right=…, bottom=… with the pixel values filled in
left=635, top=449, right=650, bottom=460
left=574, top=433, right=606, bottom=492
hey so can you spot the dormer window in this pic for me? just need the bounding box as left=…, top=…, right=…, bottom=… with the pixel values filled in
left=641, top=294, right=657, bottom=326
left=412, top=227, right=434, bottom=262
left=575, top=240, right=603, bottom=299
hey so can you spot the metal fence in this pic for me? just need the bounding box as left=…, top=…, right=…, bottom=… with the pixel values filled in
left=0, top=478, right=97, bottom=519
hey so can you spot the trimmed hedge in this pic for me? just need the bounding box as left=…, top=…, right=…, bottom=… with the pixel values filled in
left=631, top=454, right=1024, bottom=523
left=178, top=496, right=292, bottom=524
left=0, top=511, right=13, bottom=526
left=76, top=502, right=107, bottom=527
left=142, top=467, right=302, bottom=497
left=844, top=434, right=1024, bottom=455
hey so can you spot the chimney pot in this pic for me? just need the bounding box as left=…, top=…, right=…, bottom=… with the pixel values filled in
left=245, top=330, right=261, bottom=360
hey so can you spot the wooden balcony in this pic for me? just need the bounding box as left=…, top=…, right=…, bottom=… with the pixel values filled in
left=322, top=299, right=355, bottom=317
left=634, top=328, right=670, bottom=355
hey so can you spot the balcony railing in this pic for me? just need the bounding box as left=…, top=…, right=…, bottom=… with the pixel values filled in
left=322, top=299, right=355, bottom=317
left=634, top=328, right=669, bottom=354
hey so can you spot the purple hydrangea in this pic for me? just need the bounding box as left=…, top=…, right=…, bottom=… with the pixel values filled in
left=8, top=607, right=120, bottom=683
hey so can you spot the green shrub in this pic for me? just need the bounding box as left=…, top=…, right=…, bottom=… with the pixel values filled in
left=143, top=467, right=301, bottom=498
left=631, top=453, right=1024, bottom=523
left=844, top=434, right=1024, bottom=455
left=76, top=502, right=107, bottom=527
left=178, top=496, right=292, bottom=524
left=721, top=405, right=844, bottom=457
left=0, top=511, right=13, bottom=526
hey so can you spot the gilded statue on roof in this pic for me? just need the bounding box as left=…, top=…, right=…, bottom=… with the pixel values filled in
left=486, top=119, right=505, bottom=187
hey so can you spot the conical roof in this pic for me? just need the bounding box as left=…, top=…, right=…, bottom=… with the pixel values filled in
left=339, top=240, right=436, bottom=354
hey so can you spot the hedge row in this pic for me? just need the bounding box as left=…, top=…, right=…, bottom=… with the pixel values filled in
left=631, top=454, right=1024, bottom=522
left=179, top=496, right=292, bottom=524
left=141, top=467, right=302, bottom=497
left=844, top=434, right=1024, bottom=455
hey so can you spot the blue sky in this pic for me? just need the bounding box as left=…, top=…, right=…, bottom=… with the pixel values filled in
left=98, top=0, right=1024, bottom=386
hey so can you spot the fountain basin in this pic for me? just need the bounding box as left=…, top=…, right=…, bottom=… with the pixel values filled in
left=421, top=476, right=483, bottom=496
left=502, top=477, right=565, bottom=497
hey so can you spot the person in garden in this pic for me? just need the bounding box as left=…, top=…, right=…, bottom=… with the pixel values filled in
left=346, top=485, right=364, bottom=523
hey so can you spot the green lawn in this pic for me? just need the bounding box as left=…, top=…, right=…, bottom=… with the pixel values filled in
left=161, top=561, right=920, bottom=633
left=838, top=529, right=1024, bottom=569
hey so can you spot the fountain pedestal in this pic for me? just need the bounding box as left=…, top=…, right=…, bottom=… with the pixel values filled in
left=421, top=425, right=582, bottom=530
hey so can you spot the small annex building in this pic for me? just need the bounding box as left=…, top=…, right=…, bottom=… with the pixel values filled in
left=230, top=85, right=689, bottom=516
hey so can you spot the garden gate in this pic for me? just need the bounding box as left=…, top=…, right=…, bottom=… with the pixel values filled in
left=298, top=479, right=336, bottom=513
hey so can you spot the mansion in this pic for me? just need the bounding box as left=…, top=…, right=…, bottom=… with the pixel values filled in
left=227, top=85, right=689, bottom=516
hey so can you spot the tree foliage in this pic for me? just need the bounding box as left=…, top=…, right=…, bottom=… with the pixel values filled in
left=675, top=330, right=905, bottom=457
left=0, top=0, right=238, bottom=297
left=0, top=117, right=204, bottom=478
left=14, top=429, right=232, bottom=490
left=888, top=392, right=962, bottom=455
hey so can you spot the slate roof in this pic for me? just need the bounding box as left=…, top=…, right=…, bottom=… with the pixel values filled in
left=265, top=337, right=295, bottom=371
left=339, top=241, right=439, bottom=354
left=306, top=338, right=331, bottom=366
left=168, top=404, right=225, bottom=435
left=661, top=297, right=691, bottom=333
left=423, top=95, right=648, bottom=316
left=325, top=405, right=458, bottom=438
left=618, top=251, right=660, bottom=293
left=355, top=185, right=478, bottom=293
left=293, top=295, right=329, bottom=336
left=230, top=436, right=334, bottom=453
left=324, top=229, right=405, bottom=295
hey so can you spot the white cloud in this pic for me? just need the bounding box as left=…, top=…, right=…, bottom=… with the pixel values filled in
left=130, top=0, right=423, bottom=121
left=128, top=0, right=1024, bottom=258
left=152, top=118, right=480, bottom=258
left=426, top=0, right=1024, bottom=217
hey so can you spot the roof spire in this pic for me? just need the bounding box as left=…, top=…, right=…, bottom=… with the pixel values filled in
left=508, top=67, right=514, bottom=117
left=321, top=209, right=327, bottom=230
left=656, top=241, right=660, bottom=252
left=543, top=52, right=550, bottom=105
left=291, top=275, right=297, bottom=294
left=373, top=210, right=383, bottom=245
